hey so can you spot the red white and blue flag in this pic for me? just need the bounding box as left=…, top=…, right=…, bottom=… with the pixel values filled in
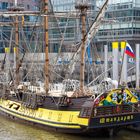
left=125, top=43, right=135, bottom=58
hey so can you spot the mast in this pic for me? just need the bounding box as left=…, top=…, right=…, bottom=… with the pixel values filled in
left=68, top=0, right=109, bottom=75
left=75, top=1, right=89, bottom=94
left=44, top=0, right=49, bottom=94
left=8, top=0, right=24, bottom=86
left=13, top=0, right=20, bottom=86
left=15, top=15, right=19, bottom=86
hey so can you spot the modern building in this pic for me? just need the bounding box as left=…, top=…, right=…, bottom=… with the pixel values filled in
left=52, top=0, right=96, bottom=11
left=0, top=0, right=37, bottom=11
left=51, top=0, right=75, bottom=12
left=50, top=0, right=140, bottom=53
left=96, top=0, right=140, bottom=55
left=0, top=0, right=39, bottom=52
left=50, top=0, right=96, bottom=52
left=1, top=0, right=140, bottom=55
left=50, top=0, right=140, bottom=83
left=0, top=0, right=97, bottom=53
left=94, top=0, right=140, bottom=83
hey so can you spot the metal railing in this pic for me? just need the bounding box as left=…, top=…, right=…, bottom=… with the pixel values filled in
left=94, top=103, right=140, bottom=117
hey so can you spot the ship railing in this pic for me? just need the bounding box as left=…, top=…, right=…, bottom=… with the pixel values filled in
left=93, top=102, right=140, bottom=117
left=79, top=101, right=140, bottom=118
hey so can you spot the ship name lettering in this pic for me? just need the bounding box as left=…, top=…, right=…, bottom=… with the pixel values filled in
left=99, top=115, right=134, bottom=124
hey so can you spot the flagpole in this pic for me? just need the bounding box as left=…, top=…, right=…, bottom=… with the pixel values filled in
left=118, top=42, right=126, bottom=86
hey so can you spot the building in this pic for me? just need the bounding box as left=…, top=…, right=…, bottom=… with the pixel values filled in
left=3, top=0, right=140, bottom=55
left=0, top=0, right=38, bottom=52
left=50, top=0, right=140, bottom=83
left=94, top=0, right=140, bottom=82
left=0, top=0, right=37, bottom=11
left=51, top=0, right=75, bottom=12
left=52, top=0, right=96, bottom=11
left=50, top=0, right=96, bottom=52
left=0, top=0, right=97, bottom=53
left=50, top=0, right=140, bottom=53
left=0, top=0, right=38, bottom=21
left=96, top=0, right=140, bottom=55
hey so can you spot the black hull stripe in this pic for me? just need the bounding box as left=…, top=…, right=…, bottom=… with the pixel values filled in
left=88, top=120, right=140, bottom=129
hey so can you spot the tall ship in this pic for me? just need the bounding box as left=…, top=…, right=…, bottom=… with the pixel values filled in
left=0, top=0, right=140, bottom=136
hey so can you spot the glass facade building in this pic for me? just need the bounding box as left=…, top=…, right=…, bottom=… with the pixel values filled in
left=0, top=0, right=37, bottom=11
left=96, top=0, right=140, bottom=49
left=1, top=0, right=139, bottom=54
left=0, top=0, right=38, bottom=53
left=51, top=0, right=96, bottom=11
left=50, top=0, right=96, bottom=52
left=51, top=0, right=140, bottom=54
left=51, top=0, right=75, bottom=12
left=94, top=0, right=140, bottom=79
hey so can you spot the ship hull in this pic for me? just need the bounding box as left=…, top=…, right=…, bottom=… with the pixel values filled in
left=0, top=108, right=85, bottom=134
left=0, top=99, right=89, bottom=134
left=0, top=98, right=140, bottom=135
left=89, top=113, right=140, bottom=128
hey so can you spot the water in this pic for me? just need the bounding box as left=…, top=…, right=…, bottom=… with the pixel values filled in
left=0, top=115, right=139, bottom=140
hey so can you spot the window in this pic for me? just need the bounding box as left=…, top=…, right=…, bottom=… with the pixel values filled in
left=108, top=44, right=112, bottom=52
left=27, top=5, right=30, bottom=10
left=2, top=2, right=8, bottom=9
left=79, top=107, right=91, bottom=118
left=97, top=46, right=101, bottom=52
left=53, top=43, right=59, bottom=52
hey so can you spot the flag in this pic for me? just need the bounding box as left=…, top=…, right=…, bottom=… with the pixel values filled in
left=112, top=42, right=119, bottom=49
left=125, top=43, right=135, bottom=58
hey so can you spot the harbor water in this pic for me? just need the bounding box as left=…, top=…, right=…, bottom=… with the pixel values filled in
left=0, top=115, right=139, bottom=140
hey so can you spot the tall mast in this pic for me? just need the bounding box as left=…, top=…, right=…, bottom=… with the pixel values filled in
left=13, top=0, right=19, bottom=86
left=15, top=15, right=19, bottom=86
left=8, top=0, right=24, bottom=86
left=75, top=1, right=89, bottom=94
left=44, top=0, right=49, bottom=94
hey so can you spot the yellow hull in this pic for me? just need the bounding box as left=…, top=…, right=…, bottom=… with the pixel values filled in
left=0, top=99, right=88, bottom=130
